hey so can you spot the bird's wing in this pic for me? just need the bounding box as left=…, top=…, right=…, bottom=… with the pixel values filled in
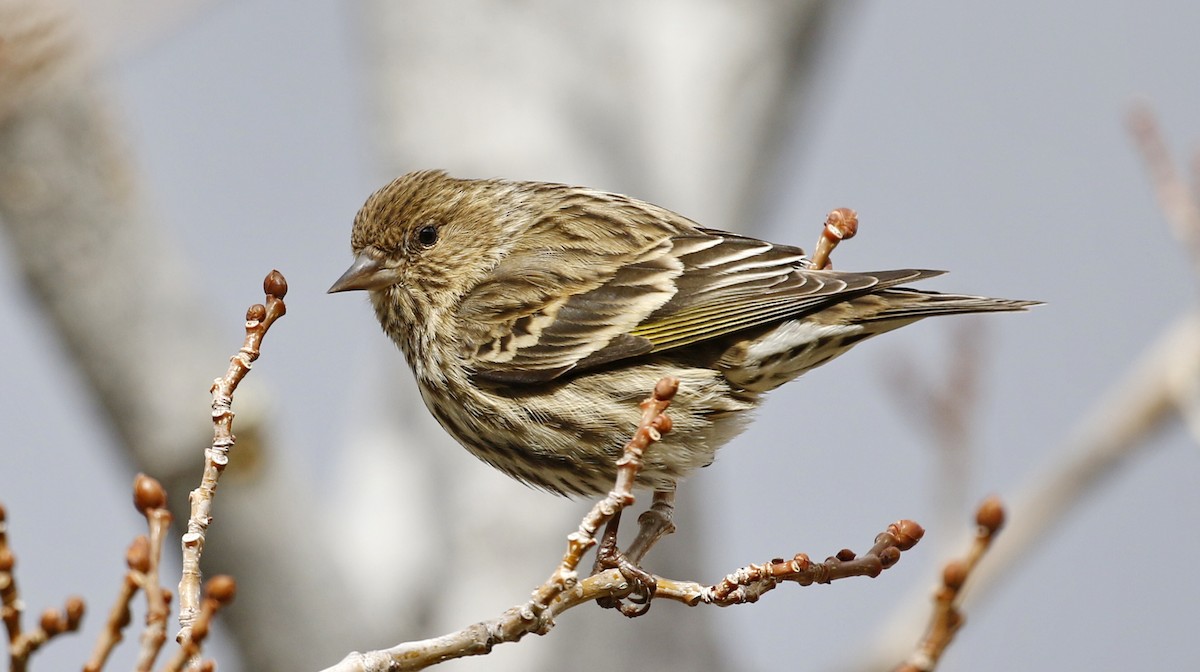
left=455, top=218, right=683, bottom=384
left=629, top=229, right=940, bottom=352
left=458, top=220, right=939, bottom=385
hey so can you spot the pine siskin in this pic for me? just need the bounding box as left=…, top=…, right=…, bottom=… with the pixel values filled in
left=330, top=170, right=1036, bottom=497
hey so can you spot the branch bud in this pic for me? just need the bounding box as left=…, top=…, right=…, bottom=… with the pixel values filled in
left=126, top=535, right=151, bottom=573
left=264, top=270, right=288, bottom=298
left=65, top=596, right=85, bottom=628
left=205, top=575, right=237, bottom=605
left=942, top=559, right=968, bottom=590
left=653, top=376, right=679, bottom=401
left=133, top=473, right=167, bottom=513
left=975, top=495, right=1005, bottom=534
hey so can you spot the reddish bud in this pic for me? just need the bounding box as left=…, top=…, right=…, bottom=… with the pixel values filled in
left=811, top=208, right=859, bottom=270
left=133, top=473, right=167, bottom=513
left=40, top=608, right=62, bottom=635
left=879, top=546, right=902, bottom=567
left=893, top=519, right=925, bottom=550
left=246, top=303, right=267, bottom=322
left=0, top=502, right=6, bottom=522
left=126, top=535, right=151, bottom=573
left=943, top=559, right=968, bottom=590
left=264, top=270, right=288, bottom=298
left=65, top=596, right=85, bottom=628
left=651, top=413, right=673, bottom=435
left=975, top=496, right=1005, bottom=534
left=836, top=548, right=856, bottom=561
left=205, top=575, right=237, bottom=605
left=0, top=548, right=14, bottom=572
left=653, top=376, right=679, bottom=401
left=191, top=615, right=210, bottom=641
left=824, top=207, right=859, bottom=240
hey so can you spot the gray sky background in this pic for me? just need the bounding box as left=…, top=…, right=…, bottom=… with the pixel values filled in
left=2, top=1, right=1198, bottom=670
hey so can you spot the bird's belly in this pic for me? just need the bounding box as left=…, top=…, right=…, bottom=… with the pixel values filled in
left=416, top=362, right=758, bottom=497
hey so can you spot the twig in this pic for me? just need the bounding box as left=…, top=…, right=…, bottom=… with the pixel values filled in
left=1127, top=103, right=1200, bottom=273
left=883, top=319, right=987, bottom=532
left=177, top=270, right=288, bottom=645
left=528, top=376, right=678, bottom=627
left=8, top=598, right=85, bottom=671
left=895, top=497, right=1005, bottom=672
left=83, top=535, right=150, bottom=672
left=0, top=503, right=19, bottom=649
left=1, top=501, right=86, bottom=672
left=884, top=320, right=986, bottom=456
left=1128, top=104, right=1200, bottom=444
left=161, top=576, right=236, bottom=672
left=134, top=475, right=174, bottom=672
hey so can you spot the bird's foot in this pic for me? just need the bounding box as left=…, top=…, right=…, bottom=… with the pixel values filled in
left=592, top=510, right=658, bottom=617
left=594, top=537, right=658, bottom=618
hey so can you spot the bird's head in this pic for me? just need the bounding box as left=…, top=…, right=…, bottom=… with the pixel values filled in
left=329, top=170, right=524, bottom=321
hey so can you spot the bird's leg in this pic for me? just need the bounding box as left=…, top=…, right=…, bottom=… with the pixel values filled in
left=592, top=508, right=658, bottom=617
left=592, top=509, right=625, bottom=576
left=590, top=378, right=680, bottom=617
left=627, top=486, right=677, bottom=565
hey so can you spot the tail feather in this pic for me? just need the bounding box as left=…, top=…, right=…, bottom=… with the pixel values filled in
left=867, top=288, right=1041, bottom=322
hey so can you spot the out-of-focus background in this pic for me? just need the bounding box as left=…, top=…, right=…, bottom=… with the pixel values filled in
left=2, top=1, right=1198, bottom=670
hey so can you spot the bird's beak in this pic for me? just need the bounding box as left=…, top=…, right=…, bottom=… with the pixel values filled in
left=328, top=250, right=400, bottom=293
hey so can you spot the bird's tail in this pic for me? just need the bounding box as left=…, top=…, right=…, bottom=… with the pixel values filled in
left=864, top=288, right=1041, bottom=322
left=722, top=286, right=1039, bottom=393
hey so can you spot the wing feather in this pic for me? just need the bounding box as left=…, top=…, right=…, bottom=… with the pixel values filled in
left=456, top=193, right=943, bottom=385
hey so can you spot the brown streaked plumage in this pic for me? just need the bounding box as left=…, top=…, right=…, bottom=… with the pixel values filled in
left=330, top=170, right=1037, bottom=496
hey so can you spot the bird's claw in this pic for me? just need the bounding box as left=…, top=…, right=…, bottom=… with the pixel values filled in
left=594, top=539, right=658, bottom=617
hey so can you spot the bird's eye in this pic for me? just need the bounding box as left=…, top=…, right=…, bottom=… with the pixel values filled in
left=416, top=223, right=439, bottom=248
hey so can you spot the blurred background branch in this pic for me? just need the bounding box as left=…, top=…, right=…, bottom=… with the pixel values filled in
left=856, top=104, right=1200, bottom=670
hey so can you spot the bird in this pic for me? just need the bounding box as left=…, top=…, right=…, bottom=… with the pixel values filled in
left=329, top=170, right=1037, bottom=498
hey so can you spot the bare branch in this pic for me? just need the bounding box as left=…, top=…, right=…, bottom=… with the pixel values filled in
left=177, top=271, right=288, bottom=644
left=83, top=539, right=143, bottom=672
left=0, top=503, right=20, bottom=651
left=1127, top=103, right=1200, bottom=273
left=134, top=475, right=173, bottom=672
left=895, top=497, right=1005, bottom=672
left=0, top=501, right=85, bottom=671
left=161, top=576, right=236, bottom=672
left=322, top=516, right=922, bottom=672
left=883, top=319, right=989, bottom=538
